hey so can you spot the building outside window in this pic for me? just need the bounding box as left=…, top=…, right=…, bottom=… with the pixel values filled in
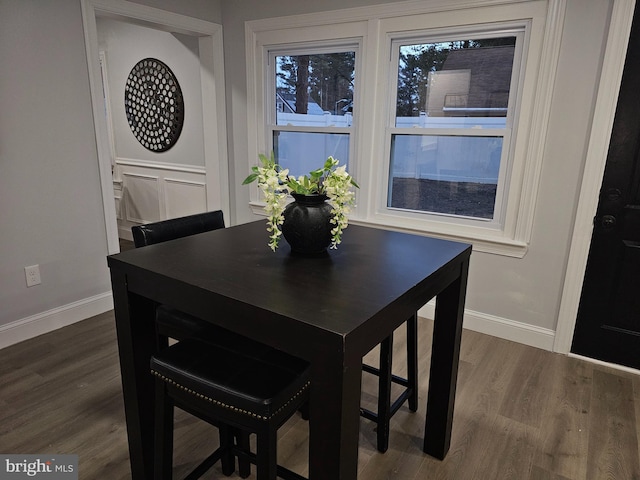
left=387, top=34, right=521, bottom=223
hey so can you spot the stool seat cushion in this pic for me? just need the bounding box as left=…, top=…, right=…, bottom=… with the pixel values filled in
left=151, top=338, right=310, bottom=420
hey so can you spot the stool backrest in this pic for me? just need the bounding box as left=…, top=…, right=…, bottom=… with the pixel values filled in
left=131, top=210, right=225, bottom=247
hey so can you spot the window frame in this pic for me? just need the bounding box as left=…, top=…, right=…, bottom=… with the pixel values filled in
left=245, top=21, right=368, bottom=216
left=383, top=24, right=526, bottom=231
left=245, top=0, right=563, bottom=257
left=267, top=44, right=359, bottom=175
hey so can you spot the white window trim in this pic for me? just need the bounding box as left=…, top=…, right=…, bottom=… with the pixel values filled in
left=245, top=22, right=368, bottom=213
left=245, top=0, right=566, bottom=257
left=267, top=44, right=359, bottom=171
left=383, top=24, right=525, bottom=234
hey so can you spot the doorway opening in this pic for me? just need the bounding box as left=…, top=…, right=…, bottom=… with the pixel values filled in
left=81, top=0, right=229, bottom=254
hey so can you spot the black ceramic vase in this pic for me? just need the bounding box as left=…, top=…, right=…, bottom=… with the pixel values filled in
left=282, top=193, right=333, bottom=255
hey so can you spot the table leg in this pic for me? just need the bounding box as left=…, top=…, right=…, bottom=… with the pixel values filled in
left=308, top=350, right=362, bottom=480
left=111, top=271, right=158, bottom=479
left=423, top=259, right=469, bottom=459
left=407, top=313, right=419, bottom=412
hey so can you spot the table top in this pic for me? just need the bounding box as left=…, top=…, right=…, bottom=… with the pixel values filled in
left=108, top=221, right=471, bottom=355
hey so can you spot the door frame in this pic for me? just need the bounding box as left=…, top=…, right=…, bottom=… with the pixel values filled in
left=554, top=0, right=636, bottom=356
left=80, top=0, right=230, bottom=254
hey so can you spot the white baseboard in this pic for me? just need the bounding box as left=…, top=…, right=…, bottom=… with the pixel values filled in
left=418, top=301, right=556, bottom=351
left=1, top=293, right=556, bottom=353
left=0, top=292, right=114, bottom=350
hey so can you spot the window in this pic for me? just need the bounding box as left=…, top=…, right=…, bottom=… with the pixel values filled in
left=387, top=33, right=522, bottom=224
left=269, top=48, right=356, bottom=177
left=247, top=1, right=559, bottom=257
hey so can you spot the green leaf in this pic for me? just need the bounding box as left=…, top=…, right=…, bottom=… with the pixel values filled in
left=242, top=173, right=259, bottom=185
left=324, top=157, right=337, bottom=169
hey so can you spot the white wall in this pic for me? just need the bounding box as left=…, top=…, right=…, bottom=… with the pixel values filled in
left=97, top=17, right=206, bottom=166
left=221, top=0, right=614, bottom=349
left=130, top=0, right=221, bottom=23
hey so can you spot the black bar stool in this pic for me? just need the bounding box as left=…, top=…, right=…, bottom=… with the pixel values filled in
left=151, top=337, right=310, bottom=480
left=360, top=313, right=418, bottom=452
left=131, top=210, right=225, bottom=248
left=131, top=211, right=226, bottom=345
left=133, top=210, right=294, bottom=476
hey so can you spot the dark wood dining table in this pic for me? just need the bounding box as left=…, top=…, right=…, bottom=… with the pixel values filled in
left=107, top=220, right=471, bottom=480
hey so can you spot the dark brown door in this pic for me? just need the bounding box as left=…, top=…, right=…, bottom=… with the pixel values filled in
left=571, top=4, right=640, bottom=370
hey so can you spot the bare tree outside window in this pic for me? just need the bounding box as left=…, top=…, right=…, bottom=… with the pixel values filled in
left=271, top=51, right=356, bottom=177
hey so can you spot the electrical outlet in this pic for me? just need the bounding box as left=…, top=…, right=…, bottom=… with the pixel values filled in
left=25, top=264, right=41, bottom=287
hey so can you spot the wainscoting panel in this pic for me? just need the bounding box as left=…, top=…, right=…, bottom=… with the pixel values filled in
left=114, top=159, right=207, bottom=241
left=164, top=177, right=207, bottom=219
left=123, top=173, right=160, bottom=224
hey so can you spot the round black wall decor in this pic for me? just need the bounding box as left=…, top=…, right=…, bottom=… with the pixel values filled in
left=124, top=58, right=184, bottom=152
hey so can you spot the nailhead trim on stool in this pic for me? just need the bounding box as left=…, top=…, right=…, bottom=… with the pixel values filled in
left=151, top=338, right=310, bottom=480
left=151, top=371, right=310, bottom=421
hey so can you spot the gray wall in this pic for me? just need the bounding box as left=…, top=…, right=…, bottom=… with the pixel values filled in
left=0, top=0, right=621, bottom=351
left=0, top=0, right=221, bottom=331
left=0, top=0, right=111, bottom=323
left=221, top=0, right=612, bottom=339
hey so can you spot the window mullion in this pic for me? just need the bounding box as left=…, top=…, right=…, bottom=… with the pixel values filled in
left=389, top=127, right=507, bottom=138
left=272, top=125, right=355, bottom=135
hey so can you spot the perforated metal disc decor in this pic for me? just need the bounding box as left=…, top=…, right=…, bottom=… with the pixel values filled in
left=124, top=58, right=184, bottom=152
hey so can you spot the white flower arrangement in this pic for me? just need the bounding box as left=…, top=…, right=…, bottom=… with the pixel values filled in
left=243, top=152, right=359, bottom=251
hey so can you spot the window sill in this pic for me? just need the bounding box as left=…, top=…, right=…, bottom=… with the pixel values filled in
left=350, top=219, right=528, bottom=258
left=248, top=202, right=528, bottom=257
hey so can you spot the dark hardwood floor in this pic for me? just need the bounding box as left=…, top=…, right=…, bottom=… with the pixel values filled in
left=1, top=311, right=638, bottom=479
left=119, top=238, right=135, bottom=252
